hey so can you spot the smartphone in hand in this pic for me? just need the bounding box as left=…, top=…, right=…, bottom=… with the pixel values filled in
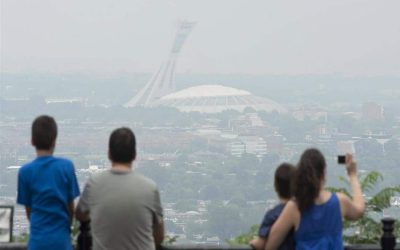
left=338, top=155, right=346, bottom=164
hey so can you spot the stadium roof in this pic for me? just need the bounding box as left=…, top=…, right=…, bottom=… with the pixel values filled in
left=152, top=84, right=286, bottom=114
left=161, top=85, right=250, bottom=99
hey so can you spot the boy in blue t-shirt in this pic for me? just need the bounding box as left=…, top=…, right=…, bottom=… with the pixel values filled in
left=17, top=115, right=80, bottom=250
left=250, top=163, right=296, bottom=250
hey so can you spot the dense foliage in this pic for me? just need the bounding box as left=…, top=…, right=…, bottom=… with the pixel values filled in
left=327, top=171, right=400, bottom=244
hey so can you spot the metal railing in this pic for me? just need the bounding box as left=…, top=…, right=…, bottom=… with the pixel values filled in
left=77, top=217, right=398, bottom=250
left=0, top=218, right=397, bottom=250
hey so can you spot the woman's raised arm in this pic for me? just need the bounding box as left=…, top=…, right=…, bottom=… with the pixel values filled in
left=338, top=154, right=365, bottom=220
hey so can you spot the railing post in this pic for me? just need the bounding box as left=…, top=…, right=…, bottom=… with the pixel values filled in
left=381, top=218, right=396, bottom=250
left=77, top=220, right=92, bottom=250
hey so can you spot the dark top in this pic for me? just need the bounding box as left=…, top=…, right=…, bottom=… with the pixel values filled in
left=259, top=203, right=295, bottom=250
left=294, top=193, right=343, bottom=250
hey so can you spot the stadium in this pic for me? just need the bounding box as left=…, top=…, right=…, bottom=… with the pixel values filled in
left=151, top=84, right=286, bottom=114
left=125, top=21, right=285, bottom=114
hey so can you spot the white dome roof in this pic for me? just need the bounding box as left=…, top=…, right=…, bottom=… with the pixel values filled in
left=152, top=84, right=287, bottom=114
left=161, top=85, right=250, bottom=100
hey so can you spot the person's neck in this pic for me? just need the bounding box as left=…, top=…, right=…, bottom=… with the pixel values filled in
left=314, top=189, right=331, bottom=204
left=278, top=197, right=290, bottom=204
left=111, top=162, right=132, bottom=171
left=36, top=149, right=53, bottom=157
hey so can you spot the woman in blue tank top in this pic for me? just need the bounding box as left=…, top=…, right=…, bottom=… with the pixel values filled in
left=265, top=148, right=365, bottom=250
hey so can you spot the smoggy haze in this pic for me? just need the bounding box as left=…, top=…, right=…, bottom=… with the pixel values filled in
left=1, top=0, right=400, bottom=76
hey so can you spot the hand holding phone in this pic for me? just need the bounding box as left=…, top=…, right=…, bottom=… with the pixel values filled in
left=344, top=154, right=357, bottom=176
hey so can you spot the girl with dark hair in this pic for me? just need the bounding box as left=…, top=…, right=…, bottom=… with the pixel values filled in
left=265, top=148, right=365, bottom=250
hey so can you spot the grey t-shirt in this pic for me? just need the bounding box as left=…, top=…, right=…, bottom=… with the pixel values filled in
left=77, top=169, right=163, bottom=250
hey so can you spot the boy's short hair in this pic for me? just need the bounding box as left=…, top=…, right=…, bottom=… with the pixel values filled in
left=32, top=115, right=57, bottom=150
left=109, top=127, right=136, bottom=163
left=274, top=163, right=296, bottom=199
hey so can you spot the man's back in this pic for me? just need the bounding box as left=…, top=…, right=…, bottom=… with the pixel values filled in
left=78, top=169, right=163, bottom=250
left=17, top=156, right=80, bottom=250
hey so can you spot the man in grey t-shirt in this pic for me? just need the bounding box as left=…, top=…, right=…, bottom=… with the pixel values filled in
left=76, top=128, right=164, bottom=250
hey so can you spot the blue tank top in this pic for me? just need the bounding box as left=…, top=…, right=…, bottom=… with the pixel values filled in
left=295, top=193, right=343, bottom=250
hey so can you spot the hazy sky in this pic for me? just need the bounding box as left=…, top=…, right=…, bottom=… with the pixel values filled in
left=1, top=0, right=400, bottom=75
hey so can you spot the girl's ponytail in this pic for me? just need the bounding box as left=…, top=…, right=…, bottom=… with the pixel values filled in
left=294, top=148, right=326, bottom=213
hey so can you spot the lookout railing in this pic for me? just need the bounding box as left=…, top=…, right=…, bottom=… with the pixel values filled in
left=0, top=218, right=397, bottom=250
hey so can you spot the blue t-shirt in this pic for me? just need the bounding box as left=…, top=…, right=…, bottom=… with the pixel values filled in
left=17, top=156, right=80, bottom=250
left=259, top=203, right=295, bottom=250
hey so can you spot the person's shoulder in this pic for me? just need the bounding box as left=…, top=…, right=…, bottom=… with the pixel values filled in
left=274, top=200, right=299, bottom=218
left=19, top=161, right=35, bottom=174
left=268, top=203, right=285, bottom=215
left=51, top=156, right=75, bottom=170
left=285, top=199, right=300, bottom=212
left=89, top=170, right=110, bottom=182
left=80, top=171, right=108, bottom=189
left=335, top=192, right=350, bottom=205
left=335, top=192, right=346, bottom=199
left=133, top=172, right=158, bottom=190
left=52, top=156, right=73, bottom=165
left=19, top=157, right=44, bottom=172
left=322, top=191, right=341, bottom=204
left=263, top=203, right=285, bottom=222
left=90, top=169, right=135, bottom=183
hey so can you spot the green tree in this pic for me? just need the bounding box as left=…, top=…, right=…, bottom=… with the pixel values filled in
left=328, top=171, right=400, bottom=244
left=226, top=224, right=259, bottom=246
left=163, top=235, right=179, bottom=245
left=71, top=219, right=80, bottom=245
left=14, top=233, right=29, bottom=243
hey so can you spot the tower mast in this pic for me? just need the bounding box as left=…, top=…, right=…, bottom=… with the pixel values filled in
left=125, top=21, right=195, bottom=107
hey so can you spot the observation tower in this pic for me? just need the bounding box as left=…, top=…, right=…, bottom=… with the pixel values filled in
left=125, top=21, right=196, bottom=107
